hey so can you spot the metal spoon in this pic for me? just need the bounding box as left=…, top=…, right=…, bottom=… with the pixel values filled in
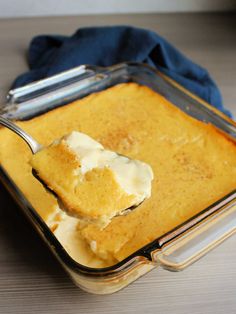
left=0, top=116, right=143, bottom=217
left=0, top=116, right=42, bottom=154
left=0, top=116, right=58, bottom=199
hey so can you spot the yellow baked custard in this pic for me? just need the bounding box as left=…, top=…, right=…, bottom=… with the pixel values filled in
left=30, top=131, right=153, bottom=228
left=0, top=83, right=236, bottom=267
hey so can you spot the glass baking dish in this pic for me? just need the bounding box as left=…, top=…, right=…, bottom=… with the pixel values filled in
left=1, top=62, right=236, bottom=294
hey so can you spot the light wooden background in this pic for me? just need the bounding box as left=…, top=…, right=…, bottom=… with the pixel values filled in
left=0, top=13, right=236, bottom=314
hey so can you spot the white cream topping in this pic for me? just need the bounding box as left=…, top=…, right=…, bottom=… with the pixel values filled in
left=64, top=131, right=153, bottom=205
left=52, top=210, right=107, bottom=268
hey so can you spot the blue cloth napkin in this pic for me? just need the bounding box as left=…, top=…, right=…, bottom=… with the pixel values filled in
left=12, top=26, right=231, bottom=117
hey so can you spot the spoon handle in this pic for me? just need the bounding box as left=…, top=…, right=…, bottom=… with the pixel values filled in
left=0, top=116, right=41, bottom=154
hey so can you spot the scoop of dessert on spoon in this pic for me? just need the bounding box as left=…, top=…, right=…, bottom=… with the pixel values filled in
left=0, top=116, right=153, bottom=228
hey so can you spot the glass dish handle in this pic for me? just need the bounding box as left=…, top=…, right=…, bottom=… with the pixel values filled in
left=7, top=65, right=104, bottom=102
left=154, top=201, right=236, bottom=271
left=1, top=65, right=108, bottom=120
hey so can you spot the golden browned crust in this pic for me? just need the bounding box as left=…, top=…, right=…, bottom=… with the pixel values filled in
left=0, top=82, right=236, bottom=266
left=30, top=141, right=136, bottom=223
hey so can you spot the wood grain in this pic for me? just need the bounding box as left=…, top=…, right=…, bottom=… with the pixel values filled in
left=0, top=13, right=236, bottom=314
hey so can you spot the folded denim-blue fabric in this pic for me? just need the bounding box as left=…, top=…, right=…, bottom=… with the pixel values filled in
left=12, top=26, right=231, bottom=117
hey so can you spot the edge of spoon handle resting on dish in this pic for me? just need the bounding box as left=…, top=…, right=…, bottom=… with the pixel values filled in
left=0, top=115, right=41, bottom=154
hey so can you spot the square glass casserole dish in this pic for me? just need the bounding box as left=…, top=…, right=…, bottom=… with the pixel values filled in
left=1, top=62, right=236, bottom=294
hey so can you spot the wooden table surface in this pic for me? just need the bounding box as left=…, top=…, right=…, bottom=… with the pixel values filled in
left=0, top=13, right=236, bottom=314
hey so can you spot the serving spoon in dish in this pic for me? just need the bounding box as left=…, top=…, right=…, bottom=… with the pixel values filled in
left=0, top=116, right=153, bottom=228
left=0, top=116, right=42, bottom=154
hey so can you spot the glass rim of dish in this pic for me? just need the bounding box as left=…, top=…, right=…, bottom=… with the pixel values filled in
left=1, top=61, right=236, bottom=278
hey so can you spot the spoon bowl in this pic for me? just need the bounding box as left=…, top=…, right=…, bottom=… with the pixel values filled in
left=0, top=116, right=146, bottom=222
